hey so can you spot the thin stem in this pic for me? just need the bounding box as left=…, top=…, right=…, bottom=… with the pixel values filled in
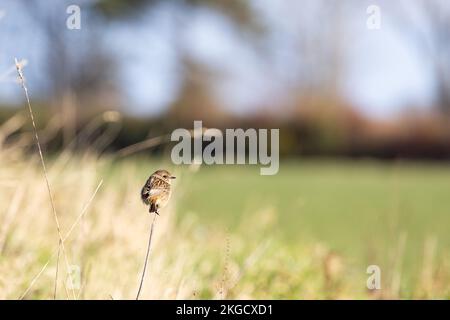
left=53, top=240, right=61, bottom=299
left=19, top=180, right=103, bottom=299
left=136, top=214, right=158, bottom=300
left=15, top=58, right=75, bottom=299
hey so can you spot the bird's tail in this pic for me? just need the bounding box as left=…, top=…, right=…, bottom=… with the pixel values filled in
left=149, top=202, right=157, bottom=214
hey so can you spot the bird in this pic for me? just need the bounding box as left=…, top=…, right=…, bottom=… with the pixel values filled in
left=141, top=169, right=176, bottom=215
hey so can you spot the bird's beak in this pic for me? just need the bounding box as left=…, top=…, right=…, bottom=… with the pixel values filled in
left=171, top=176, right=176, bottom=179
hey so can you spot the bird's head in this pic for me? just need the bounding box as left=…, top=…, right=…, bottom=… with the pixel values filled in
left=153, top=169, right=176, bottom=183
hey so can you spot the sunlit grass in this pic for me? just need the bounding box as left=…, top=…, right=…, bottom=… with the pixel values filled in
left=1, top=150, right=449, bottom=299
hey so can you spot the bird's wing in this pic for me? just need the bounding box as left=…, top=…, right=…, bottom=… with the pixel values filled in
left=148, top=188, right=164, bottom=197
left=142, top=176, right=160, bottom=199
left=141, top=185, right=163, bottom=198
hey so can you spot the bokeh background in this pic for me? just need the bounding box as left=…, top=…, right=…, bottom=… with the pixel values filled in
left=0, top=0, right=449, bottom=299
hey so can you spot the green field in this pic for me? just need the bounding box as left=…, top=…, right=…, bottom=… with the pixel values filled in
left=132, top=159, right=450, bottom=296
left=2, top=154, right=449, bottom=299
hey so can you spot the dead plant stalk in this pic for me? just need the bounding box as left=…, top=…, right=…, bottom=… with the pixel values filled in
left=15, top=58, right=75, bottom=299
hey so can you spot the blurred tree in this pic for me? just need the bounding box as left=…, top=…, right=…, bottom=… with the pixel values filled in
left=420, top=1, right=450, bottom=115
left=93, top=0, right=157, bottom=18
left=94, top=0, right=258, bottom=30
left=20, top=1, right=120, bottom=105
left=294, top=1, right=347, bottom=97
left=395, top=0, right=450, bottom=115
left=166, top=58, right=230, bottom=127
left=19, top=0, right=121, bottom=145
left=18, top=0, right=260, bottom=144
left=92, top=0, right=260, bottom=128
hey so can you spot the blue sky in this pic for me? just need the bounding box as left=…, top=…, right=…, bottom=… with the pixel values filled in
left=0, top=0, right=437, bottom=119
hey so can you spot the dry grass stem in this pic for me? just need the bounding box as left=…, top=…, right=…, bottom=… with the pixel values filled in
left=19, top=180, right=103, bottom=299
left=136, top=214, right=158, bottom=300
left=14, top=58, right=76, bottom=299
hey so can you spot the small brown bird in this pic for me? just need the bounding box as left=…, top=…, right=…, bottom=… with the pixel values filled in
left=141, top=169, right=176, bottom=215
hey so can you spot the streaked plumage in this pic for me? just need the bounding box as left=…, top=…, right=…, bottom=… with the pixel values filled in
left=141, top=169, right=175, bottom=215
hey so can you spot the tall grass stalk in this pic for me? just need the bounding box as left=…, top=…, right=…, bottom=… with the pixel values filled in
left=19, top=180, right=103, bottom=299
left=136, top=214, right=158, bottom=300
left=15, top=58, right=76, bottom=299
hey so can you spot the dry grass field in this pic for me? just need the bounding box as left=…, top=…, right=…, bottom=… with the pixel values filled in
left=1, top=130, right=449, bottom=299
